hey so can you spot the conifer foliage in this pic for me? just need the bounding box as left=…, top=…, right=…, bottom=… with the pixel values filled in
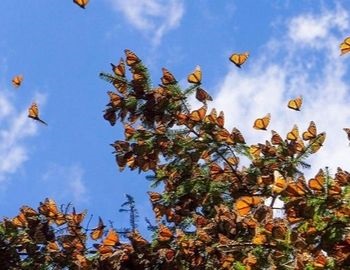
left=1, top=50, right=350, bottom=269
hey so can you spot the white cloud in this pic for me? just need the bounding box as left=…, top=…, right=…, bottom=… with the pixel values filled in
left=108, top=0, right=184, bottom=45
left=0, top=91, right=46, bottom=182
left=288, top=5, right=348, bottom=46
left=41, top=164, right=89, bottom=204
left=211, top=6, right=350, bottom=178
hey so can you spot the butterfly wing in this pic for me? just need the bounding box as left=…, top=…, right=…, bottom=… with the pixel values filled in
left=12, top=75, right=23, bottom=88
left=73, top=0, right=89, bottom=8
left=340, top=37, right=350, bottom=56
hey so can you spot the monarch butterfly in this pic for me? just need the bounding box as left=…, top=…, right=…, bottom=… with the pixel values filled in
left=161, top=68, right=177, bottom=85
left=272, top=170, right=288, bottom=194
left=38, top=198, right=66, bottom=226
left=111, top=58, right=125, bottom=77
left=128, top=230, right=149, bottom=247
left=287, top=124, right=299, bottom=141
left=231, top=127, right=245, bottom=144
left=253, top=113, right=271, bottom=130
left=107, top=91, right=123, bottom=108
left=204, top=108, right=217, bottom=124
left=195, top=87, right=212, bottom=103
left=98, top=229, right=119, bottom=254
left=340, top=37, right=350, bottom=56
left=214, top=129, right=234, bottom=144
left=147, top=191, right=162, bottom=204
left=46, top=241, right=60, bottom=253
left=287, top=96, right=302, bottom=111
left=249, top=145, right=261, bottom=159
left=271, top=130, right=283, bottom=145
left=73, top=0, right=89, bottom=8
left=124, top=124, right=135, bottom=140
left=343, top=128, right=350, bottom=141
left=309, top=132, right=326, bottom=153
left=90, top=217, right=105, bottom=240
left=216, top=111, right=225, bottom=128
left=66, top=207, right=86, bottom=226
left=12, top=75, right=23, bottom=88
left=124, top=49, right=141, bottom=66
left=229, top=52, right=249, bottom=68
left=302, top=121, right=317, bottom=140
left=235, top=196, right=262, bottom=216
left=103, top=108, right=116, bottom=126
left=158, top=224, right=173, bottom=242
left=187, top=65, right=202, bottom=84
left=308, top=169, right=325, bottom=191
left=12, top=212, right=28, bottom=228
left=284, top=177, right=309, bottom=197
left=28, top=103, right=48, bottom=125
left=189, top=105, right=207, bottom=122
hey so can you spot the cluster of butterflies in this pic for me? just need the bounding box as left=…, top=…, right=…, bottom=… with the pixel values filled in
left=11, top=75, right=48, bottom=125
left=242, top=37, right=350, bottom=144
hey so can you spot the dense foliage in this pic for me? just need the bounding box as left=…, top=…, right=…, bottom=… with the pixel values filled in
left=1, top=50, right=350, bottom=269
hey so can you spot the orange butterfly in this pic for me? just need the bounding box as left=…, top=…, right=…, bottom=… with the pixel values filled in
left=229, top=52, right=249, bottom=68
left=231, top=127, right=245, bottom=144
left=73, top=0, right=89, bottom=8
left=216, top=111, right=225, bottom=128
left=28, top=102, right=47, bottom=125
left=271, top=130, right=283, bottom=145
left=107, top=91, right=123, bottom=108
left=249, top=145, right=261, bottom=159
left=189, top=105, right=207, bottom=122
left=308, top=169, right=325, bottom=192
left=12, top=75, right=23, bottom=88
left=124, top=49, right=141, bottom=66
left=287, top=96, right=302, bottom=111
left=272, top=170, right=288, bottom=194
left=309, top=132, right=326, bottom=154
left=235, top=196, right=262, bottom=216
left=302, top=121, right=317, bottom=141
left=187, top=65, right=202, bottom=84
left=158, top=224, right=173, bottom=242
left=90, top=217, right=105, bottom=240
left=103, top=108, right=116, bottom=126
left=287, top=124, right=299, bottom=141
left=340, top=37, right=350, bottom=56
left=99, top=229, right=119, bottom=254
left=284, top=177, right=309, bottom=197
left=111, top=58, right=126, bottom=77
left=253, top=113, right=271, bottom=130
left=195, top=87, right=212, bottom=103
left=38, top=198, right=66, bottom=226
left=161, top=68, right=177, bottom=85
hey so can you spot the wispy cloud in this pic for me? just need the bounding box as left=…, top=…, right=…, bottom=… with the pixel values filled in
left=41, top=164, right=89, bottom=204
left=211, top=6, right=350, bottom=177
left=108, top=0, right=184, bottom=45
left=0, top=91, right=46, bottom=183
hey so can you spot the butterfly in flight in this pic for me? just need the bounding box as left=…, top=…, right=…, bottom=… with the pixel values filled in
left=253, top=113, right=271, bottom=130
left=12, top=75, right=23, bottom=88
left=287, top=96, right=302, bottom=111
left=73, top=0, right=89, bottom=9
left=28, top=103, right=47, bottom=125
left=187, top=65, right=202, bottom=84
left=229, top=52, right=249, bottom=68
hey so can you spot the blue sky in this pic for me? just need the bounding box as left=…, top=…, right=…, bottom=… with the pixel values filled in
left=1, top=0, right=350, bottom=235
